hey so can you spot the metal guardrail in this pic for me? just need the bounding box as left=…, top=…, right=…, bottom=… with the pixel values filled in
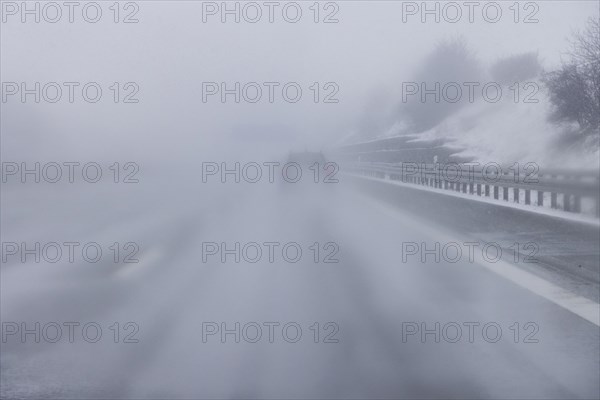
left=347, top=162, right=600, bottom=218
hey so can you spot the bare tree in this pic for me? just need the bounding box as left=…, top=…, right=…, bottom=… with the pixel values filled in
left=401, top=37, right=483, bottom=133
left=544, top=18, right=600, bottom=133
left=490, top=52, right=542, bottom=85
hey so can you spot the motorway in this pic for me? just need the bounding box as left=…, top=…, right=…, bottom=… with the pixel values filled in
left=1, top=176, right=599, bottom=399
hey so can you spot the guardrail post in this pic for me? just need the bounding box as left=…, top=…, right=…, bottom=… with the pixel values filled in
left=525, top=189, right=531, bottom=205
left=477, top=184, right=482, bottom=196
left=485, top=185, right=490, bottom=197
left=537, top=191, right=543, bottom=207
left=514, top=188, right=520, bottom=203
left=469, top=183, right=474, bottom=194
left=564, top=194, right=571, bottom=212
left=494, top=186, right=499, bottom=200
left=573, top=195, right=581, bottom=213
left=503, top=187, right=508, bottom=201
left=551, top=192, right=557, bottom=209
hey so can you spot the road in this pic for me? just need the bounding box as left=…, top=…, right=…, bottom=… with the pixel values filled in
left=1, top=177, right=599, bottom=399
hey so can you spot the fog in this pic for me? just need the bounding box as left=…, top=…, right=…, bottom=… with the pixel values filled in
left=2, top=1, right=600, bottom=399
left=2, top=1, right=598, bottom=162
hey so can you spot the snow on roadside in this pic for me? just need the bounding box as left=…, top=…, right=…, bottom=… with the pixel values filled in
left=409, top=82, right=599, bottom=169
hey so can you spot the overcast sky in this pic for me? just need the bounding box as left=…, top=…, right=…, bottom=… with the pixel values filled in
left=2, top=1, right=598, bottom=164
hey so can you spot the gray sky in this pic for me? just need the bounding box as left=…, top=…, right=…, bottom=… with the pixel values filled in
left=2, top=1, right=598, bottom=162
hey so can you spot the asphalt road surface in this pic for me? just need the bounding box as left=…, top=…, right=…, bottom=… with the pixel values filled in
left=1, top=178, right=599, bottom=399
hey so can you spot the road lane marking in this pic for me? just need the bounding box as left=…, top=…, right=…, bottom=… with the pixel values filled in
left=114, top=247, right=163, bottom=280
left=364, top=193, right=600, bottom=327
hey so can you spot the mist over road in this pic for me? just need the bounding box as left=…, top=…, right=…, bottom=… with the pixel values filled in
left=2, top=179, right=598, bottom=399
left=2, top=1, right=599, bottom=398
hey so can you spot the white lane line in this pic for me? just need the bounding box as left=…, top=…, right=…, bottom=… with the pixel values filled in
left=364, top=194, right=600, bottom=327
left=114, top=246, right=164, bottom=281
